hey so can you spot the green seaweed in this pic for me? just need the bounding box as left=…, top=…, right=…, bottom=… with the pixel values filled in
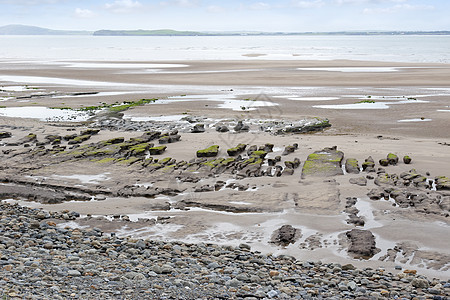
left=96, top=157, right=116, bottom=164
left=356, top=100, right=375, bottom=104
left=250, top=150, right=267, bottom=158
left=197, top=145, right=219, bottom=157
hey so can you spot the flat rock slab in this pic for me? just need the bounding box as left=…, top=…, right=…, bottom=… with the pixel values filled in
left=301, top=146, right=344, bottom=178
left=346, top=229, right=380, bottom=258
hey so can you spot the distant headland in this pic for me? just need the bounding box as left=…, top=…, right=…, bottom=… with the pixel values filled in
left=1, top=24, right=449, bottom=36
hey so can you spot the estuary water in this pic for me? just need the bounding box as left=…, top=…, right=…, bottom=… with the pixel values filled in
left=1, top=35, right=449, bottom=63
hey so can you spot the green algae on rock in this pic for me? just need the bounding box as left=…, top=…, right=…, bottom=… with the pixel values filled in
left=301, top=146, right=344, bottom=178
left=197, top=145, right=219, bottom=158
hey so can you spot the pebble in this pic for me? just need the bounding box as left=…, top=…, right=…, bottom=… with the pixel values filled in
left=0, top=202, right=448, bottom=299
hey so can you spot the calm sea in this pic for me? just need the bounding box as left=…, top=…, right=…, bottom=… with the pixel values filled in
left=0, top=35, right=449, bottom=63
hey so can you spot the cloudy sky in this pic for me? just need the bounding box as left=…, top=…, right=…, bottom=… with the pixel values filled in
left=0, top=0, right=448, bottom=32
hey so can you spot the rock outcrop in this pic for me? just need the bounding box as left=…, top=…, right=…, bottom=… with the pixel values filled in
left=346, top=229, right=379, bottom=258
left=270, top=225, right=301, bottom=246
left=301, top=146, right=344, bottom=178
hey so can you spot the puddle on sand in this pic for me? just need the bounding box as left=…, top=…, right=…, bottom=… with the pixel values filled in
left=123, top=114, right=189, bottom=122
left=397, top=118, right=432, bottom=123
left=166, top=94, right=278, bottom=111
left=51, top=173, right=111, bottom=184
left=314, top=98, right=428, bottom=110
left=273, top=95, right=339, bottom=101
left=63, top=62, right=189, bottom=69
left=1, top=85, right=38, bottom=92
left=354, top=198, right=383, bottom=230
left=0, top=106, right=97, bottom=122
left=297, top=67, right=405, bottom=73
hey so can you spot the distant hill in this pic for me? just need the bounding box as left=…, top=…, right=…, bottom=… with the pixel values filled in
left=0, top=24, right=92, bottom=35
left=94, top=29, right=450, bottom=36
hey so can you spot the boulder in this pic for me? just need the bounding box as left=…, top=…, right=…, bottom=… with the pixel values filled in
left=374, top=173, right=398, bottom=186
left=362, top=156, right=376, bottom=172
left=234, top=121, right=249, bottom=132
left=301, top=146, right=344, bottom=178
left=149, top=146, right=167, bottom=155
left=159, top=134, right=181, bottom=144
left=435, top=176, right=450, bottom=191
left=284, top=158, right=301, bottom=169
left=345, top=158, right=360, bottom=174
left=191, top=124, right=205, bottom=133
left=387, top=153, right=399, bottom=165
left=139, top=131, right=161, bottom=142
left=282, top=145, right=296, bottom=156
left=379, top=159, right=389, bottom=167
left=44, top=135, right=62, bottom=145
left=250, top=150, right=267, bottom=159
left=347, top=215, right=365, bottom=226
left=346, top=229, right=379, bottom=258
left=281, top=168, right=294, bottom=176
left=227, top=144, right=247, bottom=156
left=260, top=143, right=274, bottom=152
left=197, top=145, right=219, bottom=158
left=270, top=225, right=301, bottom=246
left=105, top=137, right=125, bottom=144
left=246, top=145, right=258, bottom=156
left=277, top=118, right=331, bottom=134
left=68, top=134, right=91, bottom=145
left=367, top=188, right=385, bottom=200
left=0, top=131, right=12, bottom=139
left=19, top=133, right=38, bottom=144
left=215, top=125, right=229, bottom=132
left=80, top=129, right=100, bottom=136
left=403, top=155, right=412, bottom=164
left=349, top=177, right=367, bottom=186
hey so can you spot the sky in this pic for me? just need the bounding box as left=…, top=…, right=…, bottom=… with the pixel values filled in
left=0, top=0, right=449, bottom=32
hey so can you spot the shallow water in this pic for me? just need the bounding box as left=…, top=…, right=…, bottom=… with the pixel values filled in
left=0, top=106, right=96, bottom=122
left=397, top=118, right=432, bottom=122
left=297, top=67, right=404, bottom=73
left=2, top=35, right=450, bottom=63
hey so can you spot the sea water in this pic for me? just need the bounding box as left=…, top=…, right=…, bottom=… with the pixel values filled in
left=0, top=35, right=449, bottom=63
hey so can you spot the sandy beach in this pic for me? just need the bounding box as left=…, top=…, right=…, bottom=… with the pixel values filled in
left=1, top=58, right=449, bottom=281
